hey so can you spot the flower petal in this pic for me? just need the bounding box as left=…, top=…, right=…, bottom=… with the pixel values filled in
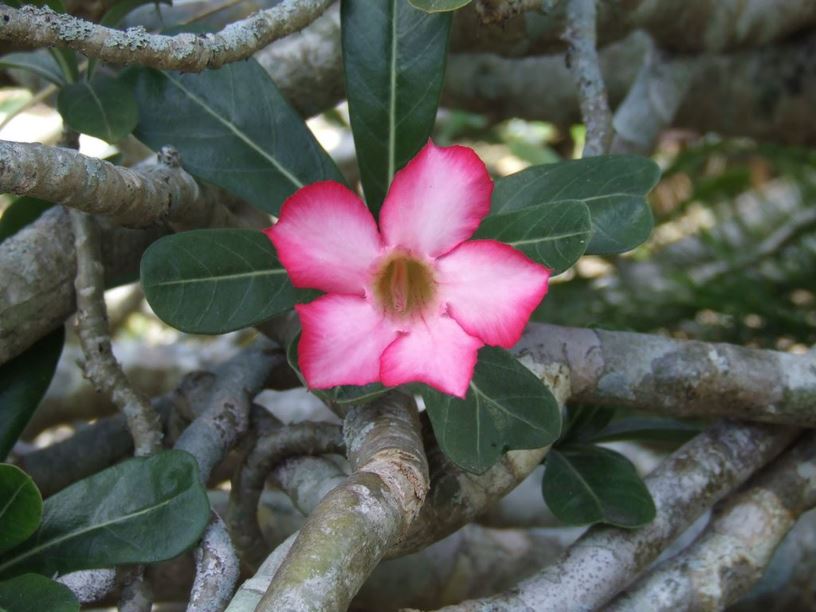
left=379, top=141, right=493, bottom=258
left=380, top=315, right=482, bottom=398
left=436, top=240, right=550, bottom=348
left=296, top=295, right=399, bottom=389
left=265, top=181, right=383, bottom=294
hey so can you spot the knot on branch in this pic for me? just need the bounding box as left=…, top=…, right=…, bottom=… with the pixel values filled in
left=158, top=146, right=182, bottom=168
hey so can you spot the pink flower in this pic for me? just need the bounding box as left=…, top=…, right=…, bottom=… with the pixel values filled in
left=265, top=141, right=550, bottom=398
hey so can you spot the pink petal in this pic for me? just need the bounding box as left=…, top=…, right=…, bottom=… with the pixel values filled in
left=380, top=315, right=482, bottom=398
left=265, top=181, right=383, bottom=294
left=296, top=295, right=399, bottom=389
left=379, top=141, right=493, bottom=258
left=436, top=240, right=550, bottom=348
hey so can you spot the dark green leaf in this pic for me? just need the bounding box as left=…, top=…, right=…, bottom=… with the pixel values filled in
left=0, top=51, right=65, bottom=86
left=127, top=60, right=344, bottom=215
left=475, top=200, right=592, bottom=273
left=102, top=0, right=172, bottom=26
left=342, top=0, right=451, bottom=213
left=423, top=347, right=561, bottom=474
left=0, top=465, right=42, bottom=555
left=286, top=333, right=389, bottom=406
left=141, top=229, right=296, bottom=334
left=0, top=574, right=79, bottom=612
left=408, top=0, right=471, bottom=11
left=57, top=75, right=139, bottom=143
left=0, top=328, right=64, bottom=461
left=585, top=417, right=701, bottom=444
left=492, top=155, right=660, bottom=254
left=560, top=405, right=615, bottom=445
left=542, top=446, right=656, bottom=527
left=0, top=450, right=210, bottom=578
left=0, top=198, right=53, bottom=245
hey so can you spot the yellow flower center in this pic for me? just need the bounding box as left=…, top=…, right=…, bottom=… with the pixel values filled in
left=373, top=253, right=437, bottom=319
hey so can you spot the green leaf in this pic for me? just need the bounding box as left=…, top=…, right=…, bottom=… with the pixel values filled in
left=475, top=200, right=592, bottom=273
left=342, top=0, right=451, bottom=213
left=286, top=333, right=390, bottom=407
left=57, top=75, right=139, bottom=143
left=423, top=347, right=561, bottom=474
left=0, top=328, right=64, bottom=461
left=408, top=0, right=472, bottom=12
left=0, top=198, right=53, bottom=245
left=141, top=229, right=297, bottom=334
left=491, top=155, right=660, bottom=254
left=0, top=574, right=79, bottom=612
left=583, top=417, right=701, bottom=444
left=0, top=465, right=42, bottom=555
left=560, top=405, right=615, bottom=445
left=127, top=60, right=344, bottom=215
left=0, top=450, right=210, bottom=578
left=0, top=51, right=65, bottom=86
left=542, top=446, right=656, bottom=527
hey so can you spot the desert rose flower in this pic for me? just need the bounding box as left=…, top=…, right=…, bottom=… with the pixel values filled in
left=265, top=141, right=550, bottom=398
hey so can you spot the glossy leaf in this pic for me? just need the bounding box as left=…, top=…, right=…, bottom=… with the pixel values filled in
left=0, top=574, right=79, bottom=612
left=0, top=51, right=65, bottom=86
left=286, top=333, right=390, bottom=406
left=560, top=405, right=615, bottom=445
left=0, top=328, right=64, bottom=461
left=408, top=0, right=471, bottom=11
left=492, top=156, right=660, bottom=254
left=475, top=200, right=592, bottom=273
left=542, top=446, right=656, bottom=527
left=127, top=60, right=344, bottom=214
left=141, top=229, right=296, bottom=334
left=0, top=450, right=210, bottom=578
left=342, top=0, right=451, bottom=213
left=423, top=347, right=561, bottom=474
left=57, top=75, right=139, bottom=143
left=0, top=465, right=42, bottom=555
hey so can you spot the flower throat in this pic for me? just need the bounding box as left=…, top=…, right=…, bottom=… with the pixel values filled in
left=373, top=255, right=436, bottom=318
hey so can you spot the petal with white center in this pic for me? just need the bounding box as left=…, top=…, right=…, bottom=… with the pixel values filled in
left=436, top=240, right=550, bottom=348
left=296, top=294, right=399, bottom=389
left=379, top=141, right=493, bottom=258
left=266, top=181, right=383, bottom=294
left=380, top=314, right=482, bottom=398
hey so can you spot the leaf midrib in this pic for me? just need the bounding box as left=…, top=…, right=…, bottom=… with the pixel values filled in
left=146, top=268, right=286, bottom=288
left=0, top=495, right=177, bottom=575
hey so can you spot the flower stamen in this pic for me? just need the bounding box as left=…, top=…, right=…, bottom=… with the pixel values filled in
left=374, top=254, right=436, bottom=319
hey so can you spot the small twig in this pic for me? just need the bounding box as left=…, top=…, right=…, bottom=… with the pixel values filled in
left=608, top=430, right=816, bottom=611
left=256, top=392, right=429, bottom=611
left=562, top=0, right=613, bottom=156
left=0, top=141, right=243, bottom=229
left=227, top=422, right=345, bottom=570
left=434, top=420, right=797, bottom=611
left=188, top=514, right=241, bottom=612
left=70, top=209, right=162, bottom=457
left=0, top=0, right=334, bottom=72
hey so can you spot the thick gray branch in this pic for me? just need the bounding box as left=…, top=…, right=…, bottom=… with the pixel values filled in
left=256, top=392, right=429, bottom=611
left=0, top=0, right=333, bottom=71
left=608, top=430, right=816, bottom=611
left=517, top=323, right=816, bottom=426
left=0, top=142, right=241, bottom=229
left=437, top=421, right=797, bottom=611
left=188, top=515, right=240, bottom=612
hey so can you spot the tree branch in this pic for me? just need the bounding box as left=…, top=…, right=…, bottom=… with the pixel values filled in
left=0, top=142, right=243, bottom=229
left=435, top=421, right=798, bottom=611
left=227, top=422, right=345, bottom=570
left=70, top=209, right=162, bottom=456
left=0, top=0, right=333, bottom=71
left=517, top=323, right=816, bottom=426
left=254, top=392, right=429, bottom=611
left=608, top=430, right=816, bottom=611
left=562, top=0, right=613, bottom=156
left=188, top=514, right=240, bottom=612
